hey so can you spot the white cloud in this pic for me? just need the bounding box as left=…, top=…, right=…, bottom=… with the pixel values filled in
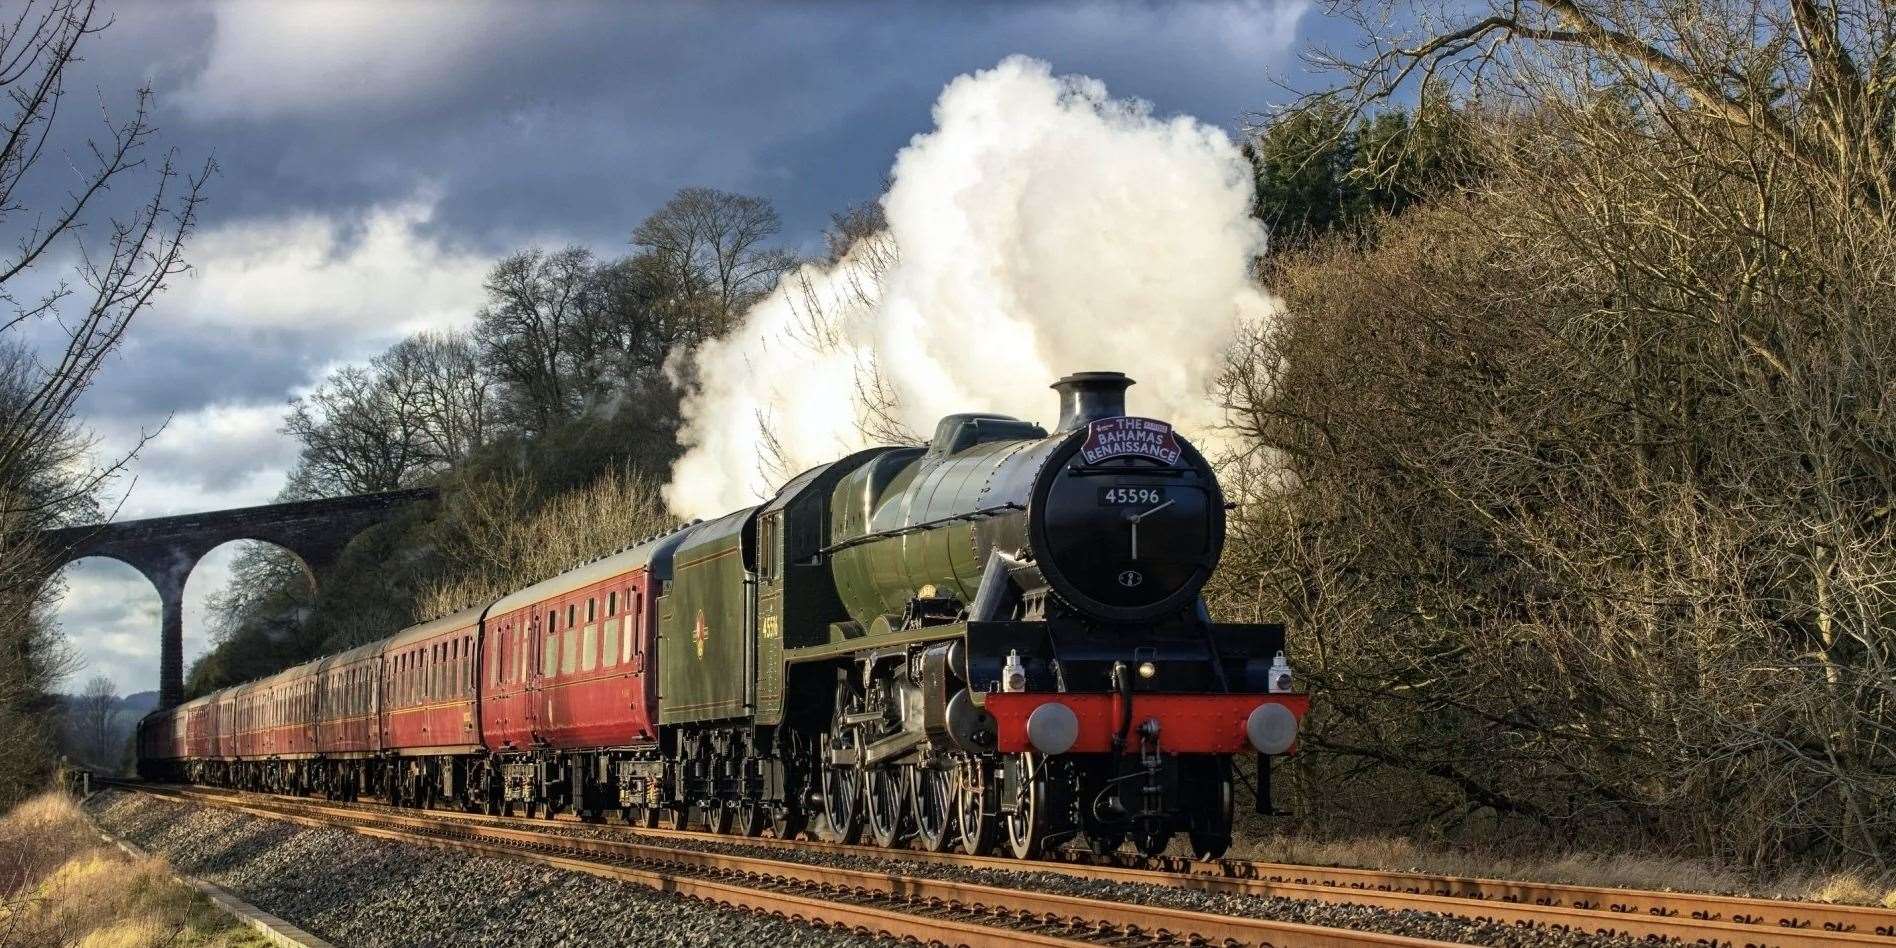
left=178, top=1, right=518, bottom=121
left=98, top=402, right=297, bottom=514
left=164, top=193, right=491, bottom=336
left=52, top=189, right=504, bottom=693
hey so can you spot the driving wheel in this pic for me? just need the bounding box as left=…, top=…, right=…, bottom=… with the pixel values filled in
left=865, top=765, right=907, bottom=848
left=910, top=763, right=957, bottom=853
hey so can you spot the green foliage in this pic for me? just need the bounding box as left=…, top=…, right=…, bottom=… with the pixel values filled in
left=1246, top=94, right=1477, bottom=249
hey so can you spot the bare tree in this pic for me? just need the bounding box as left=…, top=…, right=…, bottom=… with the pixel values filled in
left=1226, top=0, right=1896, bottom=865
left=474, top=246, right=599, bottom=433
left=0, top=0, right=205, bottom=806
left=282, top=361, right=438, bottom=498
left=1306, top=1, right=1892, bottom=202
left=823, top=199, right=888, bottom=264
left=631, top=187, right=795, bottom=334
left=421, top=465, right=672, bottom=618
left=583, top=252, right=724, bottom=381
left=65, top=674, right=116, bottom=770
left=387, top=330, right=493, bottom=465
left=0, top=0, right=209, bottom=527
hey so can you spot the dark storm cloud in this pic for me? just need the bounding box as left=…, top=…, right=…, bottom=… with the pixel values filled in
left=85, top=1, right=1317, bottom=250
left=87, top=326, right=324, bottom=420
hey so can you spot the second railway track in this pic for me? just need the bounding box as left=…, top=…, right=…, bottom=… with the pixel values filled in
left=105, top=781, right=1895, bottom=947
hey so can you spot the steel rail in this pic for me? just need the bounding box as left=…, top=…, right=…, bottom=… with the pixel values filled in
left=120, top=783, right=1464, bottom=948
left=332, top=795, right=1896, bottom=944
left=521, top=804, right=1896, bottom=940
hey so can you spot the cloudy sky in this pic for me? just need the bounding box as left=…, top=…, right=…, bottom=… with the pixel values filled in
left=50, top=0, right=1336, bottom=695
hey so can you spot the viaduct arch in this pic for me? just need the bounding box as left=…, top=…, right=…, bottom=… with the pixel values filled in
left=39, top=488, right=437, bottom=708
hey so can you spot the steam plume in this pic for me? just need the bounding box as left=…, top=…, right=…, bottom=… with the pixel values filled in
left=664, top=56, right=1269, bottom=516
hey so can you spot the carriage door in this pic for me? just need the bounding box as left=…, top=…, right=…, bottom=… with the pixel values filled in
left=755, top=511, right=785, bottom=723
left=525, top=610, right=544, bottom=741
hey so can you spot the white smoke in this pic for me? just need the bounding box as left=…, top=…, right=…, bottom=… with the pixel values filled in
left=664, top=56, right=1271, bottom=517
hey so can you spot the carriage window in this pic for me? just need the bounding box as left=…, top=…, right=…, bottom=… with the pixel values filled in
left=542, top=622, right=558, bottom=676
left=567, top=604, right=576, bottom=628
left=603, top=615, right=619, bottom=669
left=587, top=598, right=596, bottom=623
left=562, top=624, right=578, bottom=675
left=607, top=591, right=617, bottom=616
left=582, top=620, right=598, bottom=672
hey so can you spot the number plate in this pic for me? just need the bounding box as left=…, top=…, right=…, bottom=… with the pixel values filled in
left=1098, top=487, right=1168, bottom=507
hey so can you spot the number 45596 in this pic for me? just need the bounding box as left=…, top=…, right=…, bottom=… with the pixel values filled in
left=1099, top=487, right=1166, bottom=506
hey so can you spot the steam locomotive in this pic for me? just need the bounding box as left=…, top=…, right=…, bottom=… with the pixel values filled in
left=139, top=371, right=1306, bottom=859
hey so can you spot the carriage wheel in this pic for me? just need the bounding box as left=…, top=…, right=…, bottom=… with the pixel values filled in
left=668, top=802, right=691, bottom=830
left=956, top=757, right=999, bottom=856
left=638, top=805, right=660, bottom=829
left=909, top=763, right=957, bottom=853
left=1005, top=753, right=1053, bottom=859
left=865, top=766, right=906, bottom=848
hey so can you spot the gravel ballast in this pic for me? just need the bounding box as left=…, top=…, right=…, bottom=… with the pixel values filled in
left=442, top=810, right=1653, bottom=948
left=89, top=788, right=1649, bottom=948
left=85, top=790, right=880, bottom=948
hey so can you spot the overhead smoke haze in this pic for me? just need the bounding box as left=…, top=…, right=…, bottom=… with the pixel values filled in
left=663, top=55, right=1271, bottom=517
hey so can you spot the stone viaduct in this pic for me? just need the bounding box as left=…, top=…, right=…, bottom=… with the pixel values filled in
left=38, top=488, right=437, bottom=708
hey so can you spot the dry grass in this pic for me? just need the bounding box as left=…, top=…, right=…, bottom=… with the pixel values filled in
left=0, top=791, right=266, bottom=948
left=1230, top=831, right=1896, bottom=907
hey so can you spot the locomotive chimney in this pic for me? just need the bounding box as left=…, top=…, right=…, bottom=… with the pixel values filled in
left=1052, top=371, right=1134, bottom=432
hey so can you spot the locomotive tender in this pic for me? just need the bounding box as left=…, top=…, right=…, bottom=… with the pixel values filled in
left=139, top=372, right=1307, bottom=859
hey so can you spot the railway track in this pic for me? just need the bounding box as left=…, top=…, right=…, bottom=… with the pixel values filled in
left=100, top=781, right=1894, bottom=946
left=512, top=810, right=1896, bottom=942
left=110, top=782, right=1462, bottom=947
